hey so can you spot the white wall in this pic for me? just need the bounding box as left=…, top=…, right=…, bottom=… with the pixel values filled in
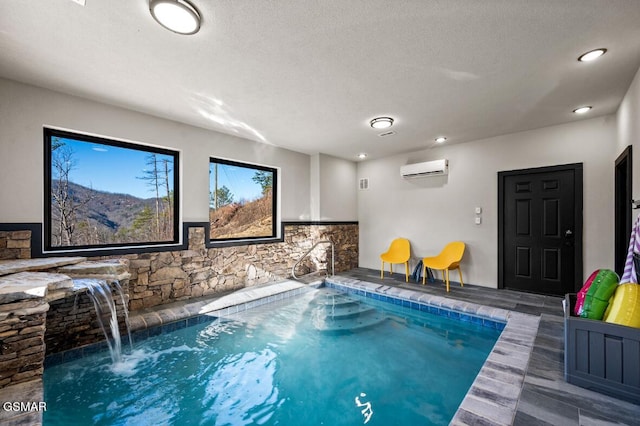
left=317, top=154, right=357, bottom=221
left=358, top=115, right=618, bottom=288
left=309, top=154, right=321, bottom=220
left=617, top=65, right=640, bottom=198
left=0, top=78, right=312, bottom=225
left=308, top=153, right=358, bottom=221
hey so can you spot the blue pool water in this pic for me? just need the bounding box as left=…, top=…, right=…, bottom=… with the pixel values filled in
left=43, top=288, right=501, bottom=425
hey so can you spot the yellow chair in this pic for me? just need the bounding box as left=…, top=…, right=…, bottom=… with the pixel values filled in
left=380, top=238, right=411, bottom=282
left=422, top=241, right=465, bottom=292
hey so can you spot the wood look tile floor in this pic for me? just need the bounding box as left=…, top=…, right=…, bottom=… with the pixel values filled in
left=341, top=267, right=640, bottom=425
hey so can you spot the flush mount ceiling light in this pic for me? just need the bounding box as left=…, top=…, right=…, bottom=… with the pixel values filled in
left=150, top=0, right=201, bottom=35
left=573, top=106, right=592, bottom=114
left=578, top=48, right=607, bottom=62
left=370, top=117, right=394, bottom=129
left=358, top=153, right=368, bottom=159
left=435, top=136, right=447, bottom=143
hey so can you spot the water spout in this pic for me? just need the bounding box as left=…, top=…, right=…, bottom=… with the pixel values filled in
left=113, top=280, right=133, bottom=351
left=76, top=278, right=132, bottom=364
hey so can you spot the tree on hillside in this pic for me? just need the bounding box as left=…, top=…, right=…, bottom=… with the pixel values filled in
left=139, top=154, right=161, bottom=235
left=138, top=154, right=174, bottom=240
left=132, top=205, right=155, bottom=236
left=210, top=185, right=234, bottom=209
left=50, top=138, right=93, bottom=246
left=252, top=171, right=273, bottom=196
left=161, top=158, right=173, bottom=238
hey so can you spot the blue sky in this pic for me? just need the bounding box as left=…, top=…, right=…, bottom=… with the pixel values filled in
left=54, top=138, right=174, bottom=199
left=209, top=163, right=264, bottom=203
left=53, top=137, right=265, bottom=201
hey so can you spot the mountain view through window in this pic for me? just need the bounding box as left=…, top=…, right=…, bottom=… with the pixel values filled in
left=44, top=128, right=179, bottom=250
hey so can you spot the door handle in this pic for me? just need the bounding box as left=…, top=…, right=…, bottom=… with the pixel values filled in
left=564, top=229, right=574, bottom=246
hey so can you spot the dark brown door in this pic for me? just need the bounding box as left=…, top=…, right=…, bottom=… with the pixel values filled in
left=499, top=164, right=583, bottom=296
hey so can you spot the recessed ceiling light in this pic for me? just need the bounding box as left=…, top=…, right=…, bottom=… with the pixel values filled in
left=435, top=137, right=447, bottom=143
left=578, top=48, right=607, bottom=62
left=358, top=153, right=368, bottom=159
left=150, top=0, right=201, bottom=35
left=573, top=106, right=592, bottom=114
left=370, top=117, right=394, bottom=129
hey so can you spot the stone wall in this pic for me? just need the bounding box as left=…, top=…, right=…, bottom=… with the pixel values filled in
left=0, top=298, right=48, bottom=388
left=0, top=223, right=359, bottom=312
left=0, top=261, right=130, bottom=387
left=44, top=283, right=130, bottom=356
left=0, top=230, right=31, bottom=260
left=117, top=223, right=358, bottom=310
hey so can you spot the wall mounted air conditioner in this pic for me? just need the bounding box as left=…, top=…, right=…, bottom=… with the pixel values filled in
left=400, top=159, right=448, bottom=179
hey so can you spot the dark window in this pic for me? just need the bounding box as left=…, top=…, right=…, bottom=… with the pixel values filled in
left=209, top=158, right=277, bottom=242
left=44, top=128, right=179, bottom=251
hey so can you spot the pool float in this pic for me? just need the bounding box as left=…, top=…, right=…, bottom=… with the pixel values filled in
left=604, top=283, right=640, bottom=328
left=575, top=270, right=600, bottom=316
left=580, top=269, right=619, bottom=320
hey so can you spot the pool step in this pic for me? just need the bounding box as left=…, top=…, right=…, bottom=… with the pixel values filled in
left=311, top=293, right=360, bottom=307
left=312, top=303, right=375, bottom=319
left=309, top=290, right=386, bottom=332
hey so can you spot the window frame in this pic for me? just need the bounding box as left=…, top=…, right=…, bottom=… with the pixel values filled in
left=43, top=127, right=180, bottom=253
left=208, top=157, right=279, bottom=245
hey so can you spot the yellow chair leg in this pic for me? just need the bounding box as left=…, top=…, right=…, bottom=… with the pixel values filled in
left=445, top=269, right=450, bottom=292
left=458, top=267, right=464, bottom=287
left=381, top=261, right=384, bottom=279
left=389, top=263, right=393, bottom=276
left=405, top=262, right=409, bottom=282
left=422, top=264, right=427, bottom=285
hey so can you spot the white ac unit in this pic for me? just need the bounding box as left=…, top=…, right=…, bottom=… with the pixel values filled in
left=400, top=159, right=448, bottom=179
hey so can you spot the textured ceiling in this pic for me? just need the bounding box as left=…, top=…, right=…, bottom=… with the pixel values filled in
left=1, top=0, right=640, bottom=160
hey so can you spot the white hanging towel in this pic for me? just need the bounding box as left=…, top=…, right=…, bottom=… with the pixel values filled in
left=621, top=214, right=640, bottom=283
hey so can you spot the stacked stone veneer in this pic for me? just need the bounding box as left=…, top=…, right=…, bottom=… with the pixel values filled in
left=44, top=287, right=129, bottom=355
left=45, top=260, right=131, bottom=355
left=104, top=223, right=358, bottom=311
left=0, top=296, right=48, bottom=388
left=0, top=223, right=357, bottom=364
left=0, top=230, right=31, bottom=260
left=0, top=270, right=77, bottom=389
left=0, top=260, right=130, bottom=389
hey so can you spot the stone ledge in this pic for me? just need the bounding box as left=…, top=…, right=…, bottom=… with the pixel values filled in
left=56, top=259, right=130, bottom=280
left=0, top=272, right=74, bottom=305
left=0, top=257, right=86, bottom=277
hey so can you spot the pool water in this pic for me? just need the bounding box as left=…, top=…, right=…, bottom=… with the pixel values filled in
left=43, top=288, right=501, bottom=425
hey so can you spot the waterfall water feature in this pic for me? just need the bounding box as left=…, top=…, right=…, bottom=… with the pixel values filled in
left=76, top=278, right=132, bottom=364
left=113, top=280, right=133, bottom=351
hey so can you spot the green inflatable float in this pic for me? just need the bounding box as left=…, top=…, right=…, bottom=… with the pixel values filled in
left=580, top=269, right=619, bottom=320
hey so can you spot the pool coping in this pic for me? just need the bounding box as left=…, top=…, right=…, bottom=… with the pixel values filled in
left=325, top=276, right=541, bottom=426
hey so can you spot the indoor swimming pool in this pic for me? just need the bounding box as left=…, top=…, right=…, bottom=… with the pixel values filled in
left=43, top=286, right=502, bottom=425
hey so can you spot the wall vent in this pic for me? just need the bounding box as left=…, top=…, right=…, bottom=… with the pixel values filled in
left=359, top=178, right=369, bottom=190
